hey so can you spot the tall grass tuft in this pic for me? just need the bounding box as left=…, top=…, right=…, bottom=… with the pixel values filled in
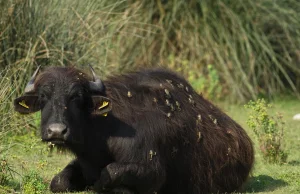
left=120, top=0, right=300, bottom=101
left=1, top=0, right=300, bottom=102
left=0, top=0, right=150, bottom=73
left=0, top=65, right=27, bottom=190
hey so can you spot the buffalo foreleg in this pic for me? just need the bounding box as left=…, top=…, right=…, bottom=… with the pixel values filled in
left=94, top=163, right=165, bottom=194
left=50, top=159, right=87, bottom=192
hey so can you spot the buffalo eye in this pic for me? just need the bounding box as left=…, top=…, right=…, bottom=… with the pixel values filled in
left=40, top=93, right=46, bottom=99
left=38, top=86, right=52, bottom=101
left=38, top=93, right=49, bottom=108
left=69, top=93, right=83, bottom=102
left=39, top=93, right=48, bottom=101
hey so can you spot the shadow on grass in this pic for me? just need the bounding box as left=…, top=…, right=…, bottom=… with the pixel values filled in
left=288, top=160, right=300, bottom=166
left=244, top=175, right=287, bottom=192
left=0, top=179, right=20, bottom=193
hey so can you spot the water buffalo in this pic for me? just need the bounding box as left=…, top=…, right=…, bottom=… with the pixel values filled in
left=14, top=66, right=254, bottom=193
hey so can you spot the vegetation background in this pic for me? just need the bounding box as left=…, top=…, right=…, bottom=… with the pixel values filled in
left=0, top=0, right=299, bottom=193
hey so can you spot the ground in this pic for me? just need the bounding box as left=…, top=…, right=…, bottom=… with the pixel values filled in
left=1, top=98, right=300, bottom=194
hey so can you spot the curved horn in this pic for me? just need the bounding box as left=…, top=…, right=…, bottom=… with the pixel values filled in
left=24, top=65, right=41, bottom=94
left=88, top=64, right=104, bottom=93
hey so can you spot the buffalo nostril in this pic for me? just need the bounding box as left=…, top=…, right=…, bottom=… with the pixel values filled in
left=47, top=123, right=68, bottom=139
left=61, top=127, right=67, bottom=135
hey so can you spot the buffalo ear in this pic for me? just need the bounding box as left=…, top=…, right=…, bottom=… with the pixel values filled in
left=14, top=95, right=40, bottom=114
left=91, top=96, right=112, bottom=116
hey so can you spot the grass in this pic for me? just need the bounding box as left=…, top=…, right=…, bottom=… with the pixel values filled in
left=0, top=99, right=299, bottom=193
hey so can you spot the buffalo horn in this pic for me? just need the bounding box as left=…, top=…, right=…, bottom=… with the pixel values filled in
left=88, top=64, right=104, bottom=93
left=24, top=65, right=41, bottom=93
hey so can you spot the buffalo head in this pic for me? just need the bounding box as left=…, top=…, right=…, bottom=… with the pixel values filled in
left=14, top=66, right=112, bottom=148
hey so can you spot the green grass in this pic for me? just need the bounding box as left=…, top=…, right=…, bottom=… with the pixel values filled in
left=1, top=99, right=299, bottom=193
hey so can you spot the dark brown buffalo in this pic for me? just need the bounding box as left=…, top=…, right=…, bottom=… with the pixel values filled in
left=14, top=66, right=254, bottom=194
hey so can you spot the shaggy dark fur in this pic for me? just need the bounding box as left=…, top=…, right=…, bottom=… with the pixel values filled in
left=14, top=66, right=254, bottom=194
